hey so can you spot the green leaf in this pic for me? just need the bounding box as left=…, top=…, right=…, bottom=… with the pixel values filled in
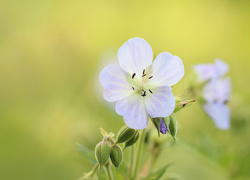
left=144, top=163, right=173, bottom=180
left=76, top=143, right=97, bottom=165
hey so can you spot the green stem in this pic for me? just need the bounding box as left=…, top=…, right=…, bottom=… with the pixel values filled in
left=105, top=164, right=113, bottom=180
left=132, top=129, right=145, bottom=180
left=79, top=163, right=99, bottom=180
left=127, top=145, right=134, bottom=180
left=91, top=163, right=99, bottom=175
left=148, top=145, right=162, bottom=174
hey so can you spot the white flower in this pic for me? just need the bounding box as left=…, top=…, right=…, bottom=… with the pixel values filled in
left=100, top=38, right=184, bottom=129
left=193, top=59, right=229, bottom=82
left=193, top=59, right=231, bottom=130
left=202, top=77, right=231, bottom=130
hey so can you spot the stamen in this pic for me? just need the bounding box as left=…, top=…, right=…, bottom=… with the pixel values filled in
left=149, top=89, right=153, bottom=94
left=142, top=74, right=146, bottom=77
left=149, top=76, right=153, bottom=79
left=132, top=73, right=136, bottom=79
left=223, top=100, right=228, bottom=104
left=132, top=87, right=135, bottom=90
left=141, top=91, right=146, bottom=97
left=143, top=69, right=145, bottom=75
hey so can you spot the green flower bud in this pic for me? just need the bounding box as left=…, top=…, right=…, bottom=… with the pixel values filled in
left=124, top=131, right=139, bottom=149
left=95, top=141, right=111, bottom=165
left=110, top=144, right=123, bottom=168
left=174, top=99, right=196, bottom=113
left=169, top=115, right=178, bottom=140
left=116, top=126, right=136, bottom=144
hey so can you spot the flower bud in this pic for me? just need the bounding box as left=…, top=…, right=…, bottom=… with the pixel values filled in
left=169, top=115, right=178, bottom=140
left=159, top=118, right=168, bottom=134
left=124, top=131, right=139, bottom=149
left=116, top=126, right=136, bottom=144
left=152, top=117, right=169, bottom=136
left=110, top=144, right=123, bottom=168
left=174, top=99, right=196, bottom=113
left=95, top=141, right=111, bottom=165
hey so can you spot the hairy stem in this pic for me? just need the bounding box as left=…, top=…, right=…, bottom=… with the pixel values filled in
left=105, top=163, right=113, bottom=180
left=132, top=129, right=145, bottom=180
left=126, top=145, right=134, bottom=180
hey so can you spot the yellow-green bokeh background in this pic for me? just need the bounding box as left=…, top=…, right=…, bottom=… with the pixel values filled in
left=0, top=0, right=250, bottom=179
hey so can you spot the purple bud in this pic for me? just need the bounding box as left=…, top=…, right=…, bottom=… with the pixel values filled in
left=160, top=118, right=168, bottom=134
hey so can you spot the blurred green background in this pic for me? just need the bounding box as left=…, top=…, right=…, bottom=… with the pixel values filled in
left=0, top=0, right=250, bottom=179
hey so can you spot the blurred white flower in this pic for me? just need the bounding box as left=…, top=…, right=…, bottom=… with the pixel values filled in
left=193, top=59, right=229, bottom=82
left=100, top=38, right=184, bottom=129
left=203, top=77, right=231, bottom=129
left=93, top=49, right=118, bottom=110
left=193, top=59, right=231, bottom=130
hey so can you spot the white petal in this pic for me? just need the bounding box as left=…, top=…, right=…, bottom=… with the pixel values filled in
left=145, top=86, right=175, bottom=118
left=100, top=65, right=133, bottom=102
left=203, top=103, right=230, bottom=130
left=150, top=52, right=184, bottom=87
left=203, top=77, right=231, bottom=104
left=118, top=38, right=153, bottom=78
left=115, top=94, right=149, bottom=129
left=193, top=63, right=215, bottom=82
left=215, top=59, right=229, bottom=78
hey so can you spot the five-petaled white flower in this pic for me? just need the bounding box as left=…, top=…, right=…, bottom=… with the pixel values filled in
left=100, top=38, right=184, bottom=129
left=193, top=59, right=231, bottom=130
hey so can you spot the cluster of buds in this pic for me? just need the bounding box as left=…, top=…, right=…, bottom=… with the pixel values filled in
left=95, top=126, right=139, bottom=169
left=151, top=115, right=178, bottom=140
left=81, top=97, right=195, bottom=180
left=150, top=96, right=195, bottom=140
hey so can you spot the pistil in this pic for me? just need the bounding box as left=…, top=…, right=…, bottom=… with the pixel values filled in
left=141, top=91, right=146, bottom=97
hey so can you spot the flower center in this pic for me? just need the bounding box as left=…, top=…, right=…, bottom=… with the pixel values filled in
left=131, top=69, right=153, bottom=97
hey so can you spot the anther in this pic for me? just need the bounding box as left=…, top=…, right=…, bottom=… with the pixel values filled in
left=143, top=69, right=145, bottom=75
left=149, top=89, right=153, bottom=94
left=132, top=73, right=136, bottom=79
left=142, top=74, right=146, bottom=77
left=149, top=76, right=153, bottom=79
left=132, top=87, right=135, bottom=90
left=141, top=91, right=146, bottom=97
